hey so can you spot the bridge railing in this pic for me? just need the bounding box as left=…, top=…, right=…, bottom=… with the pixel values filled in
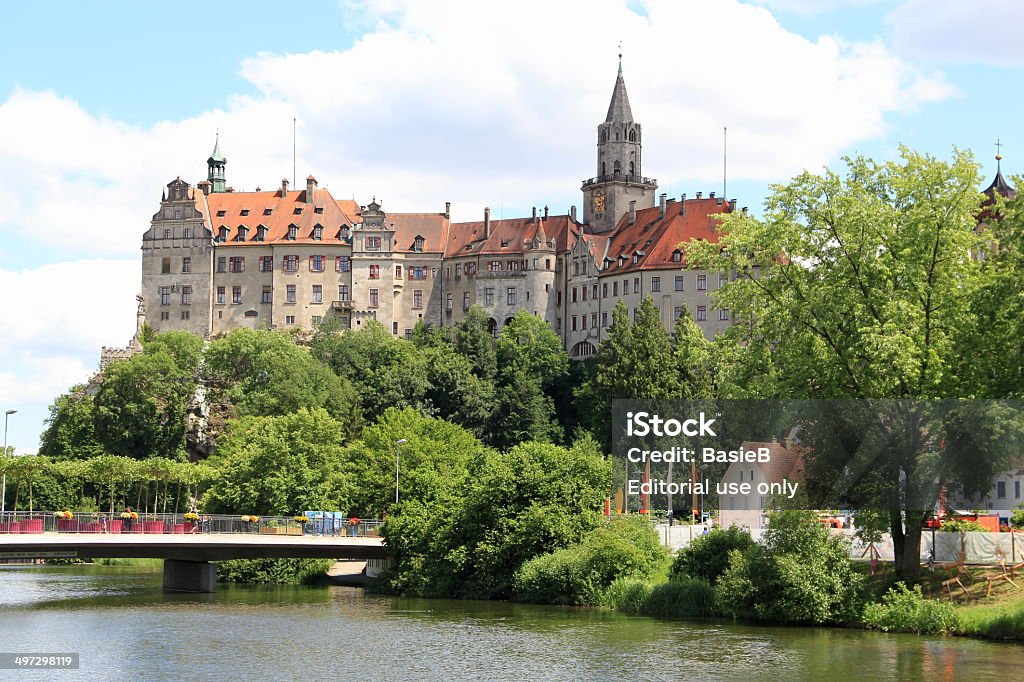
left=0, top=511, right=383, bottom=537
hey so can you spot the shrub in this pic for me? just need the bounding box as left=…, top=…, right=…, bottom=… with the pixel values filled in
left=862, top=584, right=960, bottom=635
left=715, top=510, right=862, bottom=625
left=640, top=579, right=716, bottom=619
left=602, top=577, right=651, bottom=614
left=670, top=526, right=755, bottom=584
left=939, top=518, right=988, bottom=533
left=216, top=558, right=333, bottom=585
left=513, top=516, right=668, bottom=606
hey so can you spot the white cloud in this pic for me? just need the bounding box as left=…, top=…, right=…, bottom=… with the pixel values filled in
left=887, top=0, right=1024, bottom=66
left=752, top=0, right=887, bottom=15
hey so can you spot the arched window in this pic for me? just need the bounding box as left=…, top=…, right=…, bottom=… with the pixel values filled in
left=628, top=129, right=636, bottom=142
left=615, top=131, right=620, bottom=141
left=613, top=160, right=621, bottom=174
left=600, top=129, right=607, bottom=143
left=487, top=318, right=498, bottom=338
left=602, top=162, right=606, bottom=176
left=629, top=161, right=635, bottom=176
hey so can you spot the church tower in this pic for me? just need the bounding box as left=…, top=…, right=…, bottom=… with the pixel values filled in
left=207, top=133, right=226, bottom=193
left=582, top=56, right=657, bottom=233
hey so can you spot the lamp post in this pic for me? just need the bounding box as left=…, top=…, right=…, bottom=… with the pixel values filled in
left=2, top=409, right=16, bottom=515
left=394, top=439, right=408, bottom=505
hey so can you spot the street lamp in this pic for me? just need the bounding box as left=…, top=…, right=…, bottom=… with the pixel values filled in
left=2, top=409, right=16, bottom=515
left=394, top=439, right=408, bottom=505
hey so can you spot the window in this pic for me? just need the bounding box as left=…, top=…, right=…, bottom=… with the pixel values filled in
left=338, top=285, right=349, bottom=301
left=719, top=273, right=728, bottom=288
left=294, top=208, right=303, bottom=215
left=414, top=236, right=424, bottom=252
left=651, top=277, right=661, bottom=292
left=672, top=250, right=682, bottom=263
left=1016, top=480, right=1021, bottom=499
left=216, top=210, right=226, bottom=218
left=634, top=277, right=640, bottom=293
left=160, top=311, right=170, bottom=321
left=263, top=208, right=273, bottom=216
left=217, top=257, right=227, bottom=273
left=507, top=260, right=518, bottom=271
left=545, top=258, right=551, bottom=270
left=261, top=287, right=273, bottom=304
left=229, top=256, right=245, bottom=273
left=369, top=264, right=380, bottom=279
left=581, top=315, right=587, bottom=330
left=160, top=287, right=170, bottom=305
left=463, top=292, right=470, bottom=310
left=603, top=283, right=608, bottom=298
left=217, top=287, right=225, bottom=304
left=582, top=287, right=587, bottom=301
left=182, top=257, right=191, bottom=273
left=310, top=255, right=325, bottom=272
left=181, top=310, right=190, bottom=320
left=720, top=309, right=730, bottom=321
left=696, top=305, right=707, bottom=321
left=593, top=284, right=598, bottom=299
left=181, top=286, right=192, bottom=305
left=259, top=256, right=273, bottom=272
left=312, top=285, right=323, bottom=303
left=507, top=287, right=516, bottom=305
left=613, top=282, right=619, bottom=296
left=673, top=306, right=684, bottom=321
left=674, top=276, right=684, bottom=291
left=314, top=207, right=323, bottom=214
left=485, top=288, right=494, bottom=306
left=287, top=225, right=298, bottom=240
left=455, top=264, right=463, bottom=279
left=336, top=256, right=350, bottom=272
left=164, top=229, right=171, bottom=239
left=572, top=288, right=578, bottom=303
left=284, top=255, right=299, bottom=272
left=285, top=315, right=295, bottom=325
left=286, top=285, right=296, bottom=304
left=395, top=265, right=403, bottom=279
left=591, top=313, right=598, bottom=328
left=623, top=280, right=630, bottom=295
left=184, top=227, right=193, bottom=239
left=312, top=316, right=322, bottom=324
left=697, top=274, right=707, bottom=291
left=633, top=254, right=640, bottom=264
left=340, top=226, right=350, bottom=241
left=393, top=322, right=399, bottom=335
left=235, top=226, right=248, bottom=242
left=446, top=293, right=453, bottom=311
left=997, top=481, right=1007, bottom=498
left=602, top=312, right=608, bottom=326
left=313, top=225, right=323, bottom=240
left=217, top=227, right=229, bottom=242
left=574, top=262, right=579, bottom=276
left=162, top=257, right=171, bottom=274
left=240, top=209, right=250, bottom=217
left=366, top=236, right=381, bottom=250
left=410, top=267, right=426, bottom=280
left=256, top=226, right=268, bottom=241
left=571, top=316, right=577, bottom=331
left=232, top=286, right=242, bottom=304
left=489, top=260, right=501, bottom=272
left=413, top=290, right=423, bottom=309
left=369, top=288, right=379, bottom=307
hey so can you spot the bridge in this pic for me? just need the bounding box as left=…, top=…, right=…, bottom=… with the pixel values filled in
left=0, top=512, right=388, bottom=593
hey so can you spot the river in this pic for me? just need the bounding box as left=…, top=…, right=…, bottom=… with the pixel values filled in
left=0, top=564, right=1022, bottom=680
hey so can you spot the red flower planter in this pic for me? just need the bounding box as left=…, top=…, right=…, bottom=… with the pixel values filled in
left=0, top=522, right=19, bottom=534
left=56, top=519, right=77, bottom=532
left=19, top=519, right=44, bottom=534
left=142, top=520, right=165, bottom=534
left=173, top=523, right=185, bottom=534
left=108, top=519, right=122, bottom=534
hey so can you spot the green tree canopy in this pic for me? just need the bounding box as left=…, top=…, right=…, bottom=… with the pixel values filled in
left=452, top=305, right=497, bottom=381
left=39, top=389, right=103, bottom=460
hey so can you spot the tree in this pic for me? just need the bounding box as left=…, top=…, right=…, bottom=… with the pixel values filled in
left=685, top=148, right=1012, bottom=577
left=93, top=351, right=194, bottom=459
left=203, top=408, right=350, bottom=516
left=489, top=370, right=561, bottom=450
left=452, top=305, right=497, bottom=381
left=143, top=330, right=204, bottom=375
left=496, top=310, right=568, bottom=391
left=39, top=390, right=103, bottom=459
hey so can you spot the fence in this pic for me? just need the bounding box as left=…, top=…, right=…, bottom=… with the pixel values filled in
left=0, top=511, right=382, bottom=537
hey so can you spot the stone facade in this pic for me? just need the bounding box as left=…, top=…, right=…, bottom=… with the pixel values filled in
left=138, top=63, right=744, bottom=354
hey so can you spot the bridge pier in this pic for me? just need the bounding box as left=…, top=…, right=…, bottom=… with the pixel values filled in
left=163, top=559, right=217, bottom=593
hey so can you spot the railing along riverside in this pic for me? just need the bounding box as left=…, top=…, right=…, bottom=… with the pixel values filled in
left=0, top=511, right=383, bottom=538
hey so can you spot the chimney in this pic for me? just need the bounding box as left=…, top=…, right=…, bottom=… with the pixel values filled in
left=696, top=191, right=702, bottom=199
left=544, top=205, right=549, bottom=220
left=444, top=201, right=451, bottom=219
left=728, top=198, right=737, bottom=212
left=659, top=193, right=667, bottom=218
left=532, top=206, right=537, bottom=221
left=281, top=178, right=289, bottom=196
left=570, top=205, right=577, bottom=221
left=484, top=207, right=491, bottom=238
left=628, top=200, right=637, bottom=225
left=741, top=206, right=749, bottom=217
left=197, top=180, right=211, bottom=196
left=681, top=193, right=686, bottom=215
left=709, top=191, right=716, bottom=199
left=305, top=175, right=317, bottom=204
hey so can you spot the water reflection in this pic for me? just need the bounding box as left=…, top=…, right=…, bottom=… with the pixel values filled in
left=0, top=565, right=1021, bottom=681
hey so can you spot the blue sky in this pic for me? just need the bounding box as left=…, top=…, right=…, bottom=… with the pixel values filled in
left=1, top=0, right=1021, bottom=453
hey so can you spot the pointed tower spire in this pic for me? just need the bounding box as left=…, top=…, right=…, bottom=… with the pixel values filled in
left=605, top=52, right=633, bottom=123
left=984, top=144, right=1016, bottom=201
left=207, top=131, right=227, bottom=193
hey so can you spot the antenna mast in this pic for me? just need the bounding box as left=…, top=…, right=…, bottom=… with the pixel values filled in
left=723, top=126, right=728, bottom=200
left=293, top=117, right=297, bottom=187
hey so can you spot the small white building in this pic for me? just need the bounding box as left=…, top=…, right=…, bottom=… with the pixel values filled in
left=718, top=438, right=805, bottom=530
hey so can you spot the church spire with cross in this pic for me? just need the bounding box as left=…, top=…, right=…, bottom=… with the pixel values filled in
left=984, top=139, right=1016, bottom=201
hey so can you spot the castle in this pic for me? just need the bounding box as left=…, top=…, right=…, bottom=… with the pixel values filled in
left=139, top=60, right=741, bottom=358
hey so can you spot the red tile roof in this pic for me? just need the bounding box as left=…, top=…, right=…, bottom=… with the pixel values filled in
left=599, top=198, right=731, bottom=275
left=743, top=439, right=806, bottom=483
left=446, top=215, right=580, bottom=258
left=195, top=187, right=357, bottom=245
left=389, top=213, right=450, bottom=254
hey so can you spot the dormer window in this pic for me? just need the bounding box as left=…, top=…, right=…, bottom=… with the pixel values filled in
left=633, top=254, right=640, bottom=264
left=312, top=225, right=323, bottom=240
left=263, top=208, right=273, bottom=216
left=216, top=210, right=226, bottom=217
left=339, top=226, right=350, bottom=240
left=240, top=209, right=250, bottom=216
left=672, top=250, right=682, bottom=263
left=413, top=236, right=424, bottom=252
left=293, top=207, right=302, bottom=215
left=217, top=226, right=229, bottom=242
left=235, top=226, right=249, bottom=242
left=500, top=240, right=510, bottom=248
left=287, top=225, right=298, bottom=240
left=256, top=225, right=268, bottom=242
left=618, top=255, right=626, bottom=266
left=314, top=207, right=324, bottom=214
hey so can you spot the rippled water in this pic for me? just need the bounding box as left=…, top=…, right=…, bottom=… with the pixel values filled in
left=0, top=565, right=1022, bottom=681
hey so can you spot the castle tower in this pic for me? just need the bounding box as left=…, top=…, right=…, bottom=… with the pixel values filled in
left=582, top=55, right=657, bottom=233
left=207, top=133, right=226, bottom=193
